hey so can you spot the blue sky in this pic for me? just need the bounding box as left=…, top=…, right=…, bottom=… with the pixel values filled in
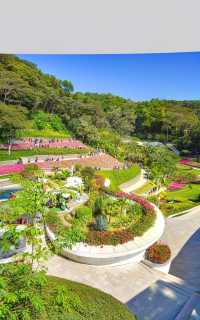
left=18, top=53, right=200, bottom=101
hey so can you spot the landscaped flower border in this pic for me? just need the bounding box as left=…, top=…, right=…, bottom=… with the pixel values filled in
left=180, top=159, right=200, bottom=169
left=116, top=191, right=155, bottom=215
left=168, top=181, right=186, bottom=190
left=86, top=191, right=156, bottom=246
left=47, top=190, right=157, bottom=247
left=0, top=163, right=25, bottom=175
left=46, top=191, right=164, bottom=265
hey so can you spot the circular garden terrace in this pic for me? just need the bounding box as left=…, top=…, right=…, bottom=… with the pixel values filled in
left=46, top=192, right=165, bottom=266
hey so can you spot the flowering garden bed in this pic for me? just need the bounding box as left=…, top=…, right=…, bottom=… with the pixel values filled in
left=0, top=163, right=25, bottom=175
left=146, top=242, right=171, bottom=264
left=180, top=159, right=200, bottom=168
left=47, top=191, right=156, bottom=247
left=46, top=191, right=164, bottom=265
left=168, top=181, right=186, bottom=190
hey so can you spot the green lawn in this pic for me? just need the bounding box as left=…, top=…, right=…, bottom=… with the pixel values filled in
left=99, top=165, right=141, bottom=192
left=0, top=148, right=90, bottom=161
left=160, top=183, right=200, bottom=217
left=41, top=276, right=136, bottom=320
left=17, top=128, right=71, bottom=138
left=166, top=184, right=200, bottom=202
left=176, top=164, right=200, bottom=176
left=134, top=181, right=155, bottom=195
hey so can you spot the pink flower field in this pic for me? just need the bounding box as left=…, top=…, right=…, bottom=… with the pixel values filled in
left=0, top=164, right=25, bottom=175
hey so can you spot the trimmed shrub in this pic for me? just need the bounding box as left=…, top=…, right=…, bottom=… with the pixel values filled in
left=146, top=242, right=171, bottom=264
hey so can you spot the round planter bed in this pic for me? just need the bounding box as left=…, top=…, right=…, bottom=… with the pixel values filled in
left=46, top=203, right=165, bottom=266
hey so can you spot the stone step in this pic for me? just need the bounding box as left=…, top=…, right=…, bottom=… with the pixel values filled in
left=128, top=263, right=198, bottom=320
left=175, top=292, right=200, bottom=320
left=141, top=262, right=197, bottom=296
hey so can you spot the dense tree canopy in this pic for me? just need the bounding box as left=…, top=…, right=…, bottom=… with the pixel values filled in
left=0, top=54, right=199, bottom=155
left=0, top=104, right=27, bottom=153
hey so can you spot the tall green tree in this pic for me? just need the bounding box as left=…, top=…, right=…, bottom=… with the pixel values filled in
left=0, top=104, right=27, bottom=154
left=61, top=80, right=74, bottom=93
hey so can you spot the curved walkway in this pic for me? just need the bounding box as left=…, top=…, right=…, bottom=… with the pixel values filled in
left=161, top=205, right=200, bottom=288
left=119, top=169, right=147, bottom=193
left=47, top=205, right=200, bottom=319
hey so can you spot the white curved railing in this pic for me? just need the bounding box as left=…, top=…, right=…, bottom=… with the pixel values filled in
left=46, top=203, right=165, bottom=266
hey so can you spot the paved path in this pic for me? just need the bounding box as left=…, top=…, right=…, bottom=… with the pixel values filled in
left=47, top=202, right=200, bottom=319
left=0, top=179, right=21, bottom=191
left=120, top=169, right=147, bottom=193
left=48, top=255, right=191, bottom=303
left=161, top=205, right=200, bottom=288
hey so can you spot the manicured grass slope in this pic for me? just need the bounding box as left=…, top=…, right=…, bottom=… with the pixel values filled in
left=176, top=164, right=200, bottom=175
left=134, top=181, right=154, bottom=195
left=41, top=276, right=136, bottom=320
left=166, top=184, right=200, bottom=202
left=160, top=183, right=200, bottom=217
left=99, top=165, right=140, bottom=191
left=0, top=148, right=90, bottom=161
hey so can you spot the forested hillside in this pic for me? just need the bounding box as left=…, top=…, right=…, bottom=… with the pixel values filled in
left=0, top=54, right=199, bottom=155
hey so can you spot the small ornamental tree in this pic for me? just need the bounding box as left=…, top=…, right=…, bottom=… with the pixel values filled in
left=0, top=177, right=87, bottom=319
left=144, top=147, right=176, bottom=205
left=1, top=180, right=54, bottom=268
left=81, top=166, right=96, bottom=192
left=61, top=80, right=74, bottom=94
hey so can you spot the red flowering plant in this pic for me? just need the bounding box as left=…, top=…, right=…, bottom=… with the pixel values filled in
left=116, top=192, right=155, bottom=216
left=146, top=242, right=171, bottom=264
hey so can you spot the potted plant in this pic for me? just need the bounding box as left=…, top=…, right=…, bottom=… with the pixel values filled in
left=144, top=242, right=171, bottom=273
